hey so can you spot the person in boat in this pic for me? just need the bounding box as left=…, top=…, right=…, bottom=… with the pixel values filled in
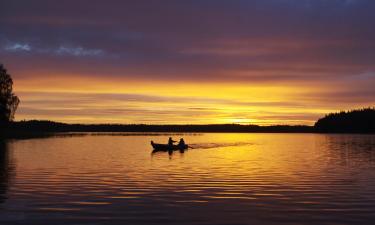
left=168, top=137, right=176, bottom=147
left=178, top=138, right=185, bottom=149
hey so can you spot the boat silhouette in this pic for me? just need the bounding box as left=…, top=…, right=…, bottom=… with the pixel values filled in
left=151, top=141, right=188, bottom=151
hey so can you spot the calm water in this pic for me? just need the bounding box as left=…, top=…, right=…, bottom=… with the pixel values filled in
left=1, top=133, right=375, bottom=225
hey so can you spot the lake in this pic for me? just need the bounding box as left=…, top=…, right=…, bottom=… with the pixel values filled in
left=1, top=133, right=375, bottom=225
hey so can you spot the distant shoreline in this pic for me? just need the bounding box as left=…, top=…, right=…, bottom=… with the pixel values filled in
left=1, top=120, right=314, bottom=139
left=0, top=120, right=373, bottom=140
left=2, top=107, right=375, bottom=139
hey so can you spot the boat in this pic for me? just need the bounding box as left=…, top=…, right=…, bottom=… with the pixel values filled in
left=151, top=141, right=188, bottom=151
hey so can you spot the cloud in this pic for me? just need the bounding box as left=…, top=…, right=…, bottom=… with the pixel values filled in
left=56, top=46, right=103, bottom=57
left=4, top=43, right=31, bottom=52
left=2, top=42, right=105, bottom=57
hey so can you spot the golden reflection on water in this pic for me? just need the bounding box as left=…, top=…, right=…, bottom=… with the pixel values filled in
left=1, top=133, right=375, bottom=225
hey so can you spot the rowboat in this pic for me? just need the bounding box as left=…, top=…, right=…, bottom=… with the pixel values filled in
left=151, top=141, right=188, bottom=151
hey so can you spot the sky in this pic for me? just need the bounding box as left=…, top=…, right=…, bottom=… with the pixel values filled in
left=0, top=0, right=374, bottom=125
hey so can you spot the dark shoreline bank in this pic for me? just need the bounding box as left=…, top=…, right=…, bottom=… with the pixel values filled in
left=1, top=120, right=315, bottom=139
left=2, top=107, right=375, bottom=140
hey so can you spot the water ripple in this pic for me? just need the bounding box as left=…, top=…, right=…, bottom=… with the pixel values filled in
left=0, top=134, right=375, bottom=224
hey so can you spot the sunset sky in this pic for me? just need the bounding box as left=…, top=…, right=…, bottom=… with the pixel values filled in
left=1, top=0, right=374, bottom=125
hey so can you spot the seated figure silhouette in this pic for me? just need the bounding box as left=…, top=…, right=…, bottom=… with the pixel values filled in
left=178, top=138, right=185, bottom=148
left=167, top=137, right=177, bottom=154
left=168, top=137, right=176, bottom=147
left=178, top=138, right=186, bottom=153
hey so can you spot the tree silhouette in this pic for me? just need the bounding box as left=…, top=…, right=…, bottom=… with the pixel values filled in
left=315, top=108, right=375, bottom=133
left=0, top=64, right=20, bottom=123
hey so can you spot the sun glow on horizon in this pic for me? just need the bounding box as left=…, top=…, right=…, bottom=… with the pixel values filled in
left=10, top=74, right=369, bottom=125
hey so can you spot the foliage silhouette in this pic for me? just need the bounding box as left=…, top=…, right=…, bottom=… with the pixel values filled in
left=314, top=108, right=375, bottom=133
left=0, top=64, right=20, bottom=123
